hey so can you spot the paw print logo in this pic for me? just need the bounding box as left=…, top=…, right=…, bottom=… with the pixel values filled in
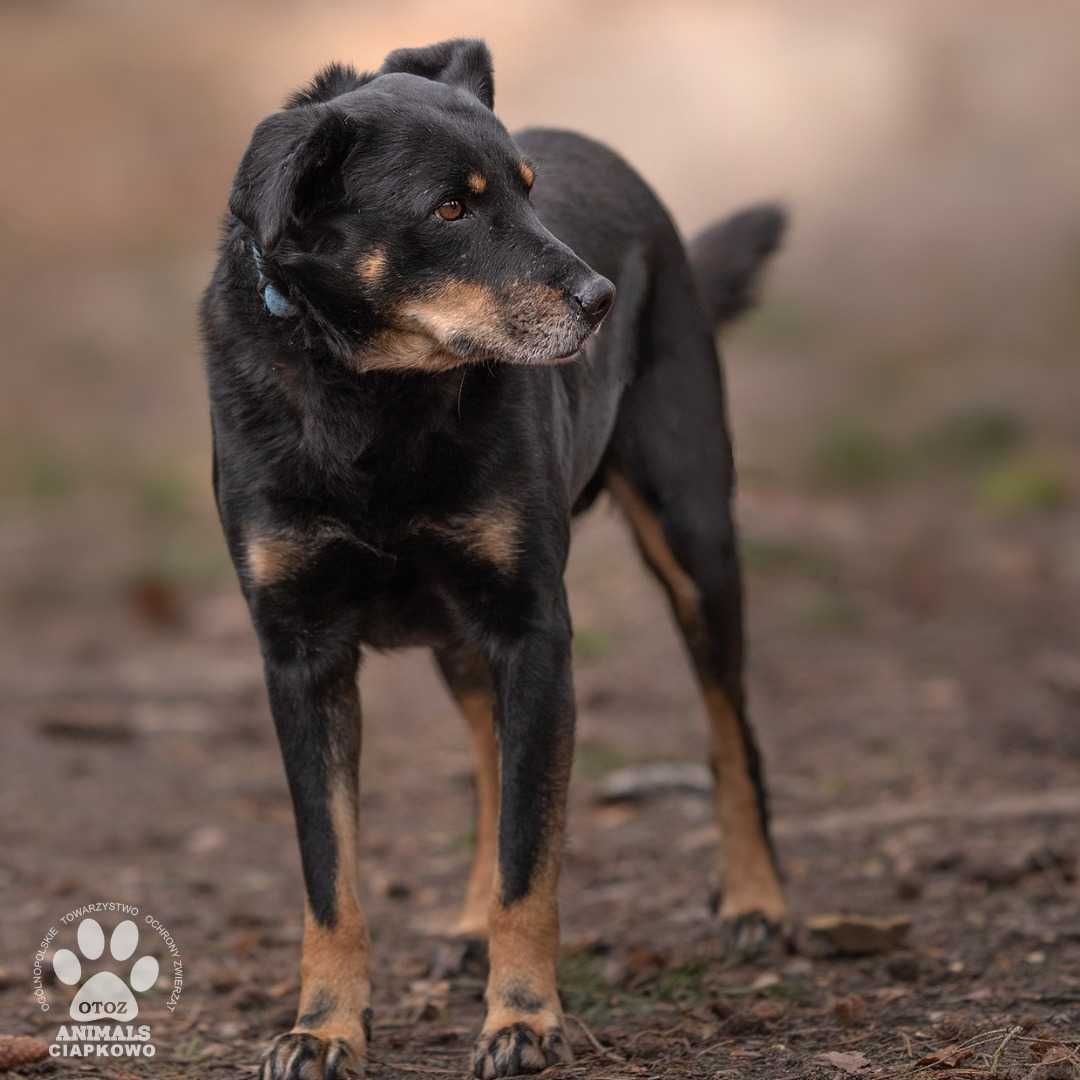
left=52, top=918, right=160, bottom=1021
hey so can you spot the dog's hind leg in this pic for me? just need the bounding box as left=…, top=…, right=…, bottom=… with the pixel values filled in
left=606, top=308, right=787, bottom=957
left=435, top=645, right=499, bottom=940
left=250, top=591, right=371, bottom=1080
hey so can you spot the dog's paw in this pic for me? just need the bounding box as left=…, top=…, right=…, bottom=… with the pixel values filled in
left=716, top=909, right=789, bottom=962
left=472, top=1021, right=571, bottom=1078
left=260, top=1032, right=364, bottom=1080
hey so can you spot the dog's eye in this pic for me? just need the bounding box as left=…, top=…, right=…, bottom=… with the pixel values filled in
left=435, top=200, right=465, bottom=222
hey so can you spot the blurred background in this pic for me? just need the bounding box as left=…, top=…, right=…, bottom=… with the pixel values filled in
left=2, top=3, right=1078, bottom=1076
left=3, top=1, right=1079, bottom=615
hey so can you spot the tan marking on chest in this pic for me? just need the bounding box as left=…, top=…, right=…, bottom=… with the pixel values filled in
left=245, top=523, right=356, bottom=587
left=246, top=533, right=309, bottom=587
left=424, top=503, right=522, bottom=574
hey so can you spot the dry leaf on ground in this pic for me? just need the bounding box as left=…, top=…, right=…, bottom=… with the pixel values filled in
left=805, top=913, right=912, bottom=956
left=818, top=1049, right=871, bottom=1074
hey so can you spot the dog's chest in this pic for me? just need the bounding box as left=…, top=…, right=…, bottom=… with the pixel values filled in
left=244, top=498, right=528, bottom=649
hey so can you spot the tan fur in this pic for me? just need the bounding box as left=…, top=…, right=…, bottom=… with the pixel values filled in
left=245, top=523, right=355, bottom=587
left=425, top=502, right=522, bottom=575
left=479, top=693, right=573, bottom=1049
left=703, top=687, right=787, bottom=921
left=606, top=471, right=787, bottom=924
left=467, top=171, right=488, bottom=195
left=482, top=861, right=565, bottom=1041
left=399, top=280, right=503, bottom=342
left=354, top=278, right=573, bottom=372
left=245, top=533, right=309, bottom=588
left=605, top=473, right=700, bottom=625
left=295, top=785, right=371, bottom=1050
left=478, top=672, right=572, bottom=1052
left=352, top=327, right=467, bottom=374
left=452, top=691, right=500, bottom=937
left=356, top=247, right=387, bottom=285
left=352, top=280, right=504, bottom=374
left=519, top=160, right=535, bottom=189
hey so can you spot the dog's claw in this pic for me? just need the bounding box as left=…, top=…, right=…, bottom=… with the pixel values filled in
left=472, top=1022, right=571, bottom=1078
left=260, top=1032, right=364, bottom=1080
left=717, top=910, right=789, bottom=962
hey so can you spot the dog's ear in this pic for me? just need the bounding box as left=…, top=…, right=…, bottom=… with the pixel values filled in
left=229, top=106, right=355, bottom=253
left=379, top=38, right=494, bottom=109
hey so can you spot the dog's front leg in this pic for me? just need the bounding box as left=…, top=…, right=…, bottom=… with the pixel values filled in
left=255, top=619, right=370, bottom=1080
left=472, top=612, right=576, bottom=1079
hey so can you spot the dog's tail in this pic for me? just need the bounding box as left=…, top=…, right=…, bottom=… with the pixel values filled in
left=688, top=202, right=787, bottom=329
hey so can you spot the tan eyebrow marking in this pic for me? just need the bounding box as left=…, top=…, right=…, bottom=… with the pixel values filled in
left=467, top=171, right=487, bottom=195
left=519, top=161, right=535, bottom=189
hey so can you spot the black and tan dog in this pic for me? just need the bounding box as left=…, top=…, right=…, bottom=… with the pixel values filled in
left=202, top=38, right=787, bottom=1079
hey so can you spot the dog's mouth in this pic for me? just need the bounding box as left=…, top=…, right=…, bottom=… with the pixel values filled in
left=394, top=279, right=609, bottom=367
left=444, top=316, right=593, bottom=366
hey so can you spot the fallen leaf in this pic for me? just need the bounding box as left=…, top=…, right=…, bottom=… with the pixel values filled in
left=1029, top=1039, right=1069, bottom=1063
left=127, top=575, right=184, bottom=628
left=805, top=913, right=912, bottom=956
left=751, top=1000, right=783, bottom=1021
left=831, top=993, right=866, bottom=1026
left=595, top=762, right=711, bottom=803
left=916, top=1044, right=975, bottom=1068
left=818, top=1049, right=871, bottom=1074
left=38, top=705, right=136, bottom=743
left=625, top=946, right=667, bottom=981
left=0, top=1035, right=50, bottom=1069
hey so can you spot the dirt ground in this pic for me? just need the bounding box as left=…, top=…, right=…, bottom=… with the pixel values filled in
left=2, top=465, right=1079, bottom=1079
left=2, top=3, right=1080, bottom=1079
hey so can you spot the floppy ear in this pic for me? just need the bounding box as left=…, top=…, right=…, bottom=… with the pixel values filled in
left=380, top=38, right=494, bottom=109
left=229, top=105, right=354, bottom=253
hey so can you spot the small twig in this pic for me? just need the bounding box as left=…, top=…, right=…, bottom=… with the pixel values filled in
left=565, top=1012, right=625, bottom=1063
left=990, top=1025, right=1023, bottom=1074
left=365, top=1059, right=462, bottom=1075
left=695, top=1039, right=733, bottom=1060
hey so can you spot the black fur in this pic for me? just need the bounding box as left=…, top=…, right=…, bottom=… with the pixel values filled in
left=202, top=38, right=785, bottom=1079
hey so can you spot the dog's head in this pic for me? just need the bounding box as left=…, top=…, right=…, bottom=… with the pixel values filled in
left=229, top=39, right=614, bottom=371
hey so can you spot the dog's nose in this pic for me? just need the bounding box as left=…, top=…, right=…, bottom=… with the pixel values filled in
left=572, top=275, right=616, bottom=328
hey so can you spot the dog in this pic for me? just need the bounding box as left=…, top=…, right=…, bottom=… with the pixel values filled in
left=201, top=38, right=787, bottom=1080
